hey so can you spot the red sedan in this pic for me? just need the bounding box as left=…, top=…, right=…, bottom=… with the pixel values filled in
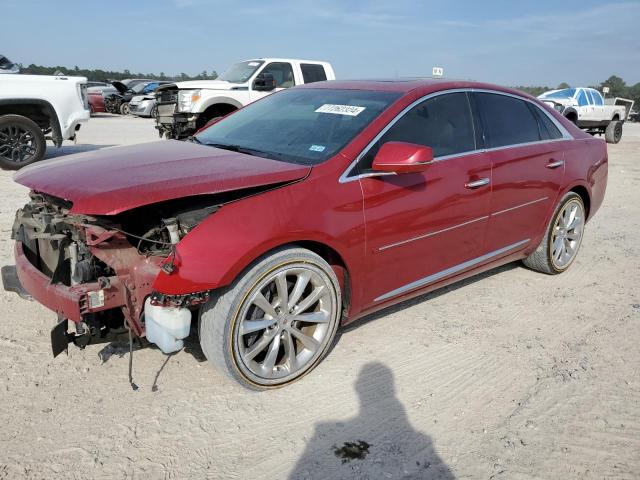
left=87, top=91, right=105, bottom=114
left=6, top=79, right=607, bottom=389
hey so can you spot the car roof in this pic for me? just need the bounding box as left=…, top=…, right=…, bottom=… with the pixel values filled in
left=296, top=78, right=536, bottom=99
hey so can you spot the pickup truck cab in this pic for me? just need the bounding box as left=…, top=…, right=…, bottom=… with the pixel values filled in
left=0, top=74, right=90, bottom=169
left=156, top=58, right=335, bottom=139
left=538, top=87, right=633, bottom=143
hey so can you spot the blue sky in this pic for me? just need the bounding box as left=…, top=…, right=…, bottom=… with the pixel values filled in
left=1, top=0, right=638, bottom=86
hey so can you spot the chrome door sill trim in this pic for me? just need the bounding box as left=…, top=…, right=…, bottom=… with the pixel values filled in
left=491, top=197, right=548, bottom=216
left=374, top=239, right=530, bottom=302
left=379, top=216, right=489, bottom=251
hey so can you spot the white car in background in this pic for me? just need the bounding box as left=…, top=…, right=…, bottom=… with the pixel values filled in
left=538, top=87, right=633, bottom=143
left=155, top=58, right=336, bottom=139
left=0, top=73, right=90, bottom=169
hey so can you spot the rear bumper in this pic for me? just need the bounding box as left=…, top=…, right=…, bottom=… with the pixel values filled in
left=60, top=109, right=90, bottom=139
left=13, top=242, right=125, bottom=323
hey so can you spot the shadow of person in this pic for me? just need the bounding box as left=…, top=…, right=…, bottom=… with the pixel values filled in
left=288, top=362, right=454, bottom=480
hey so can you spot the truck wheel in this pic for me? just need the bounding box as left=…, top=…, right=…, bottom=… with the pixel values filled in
left=0, top=115, right=46, bottom=170
left=199, top=247, right=341, bottom=390
left=120, top=103, right=131, bottom=115
left=523, top=192, right=585, bottom=274
left=605, top=120, right=622, bottom=144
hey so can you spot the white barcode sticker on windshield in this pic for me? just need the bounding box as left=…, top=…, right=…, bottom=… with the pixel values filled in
left=315, top=104, right=366, bottom=116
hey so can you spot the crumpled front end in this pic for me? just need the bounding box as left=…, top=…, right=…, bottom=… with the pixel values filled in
left=10, top=193, right=163, bottom=338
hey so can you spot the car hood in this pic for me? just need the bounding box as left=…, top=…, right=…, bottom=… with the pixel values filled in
left=130, top=94, right=154, bottom=102
left=539, top=97, right=575, bottom=107
left=14, top=141, right=311, bottom=215
left=111, top=81, right=130, bottom=94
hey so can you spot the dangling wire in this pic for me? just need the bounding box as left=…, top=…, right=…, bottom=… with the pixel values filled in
left=127, top=322, right=139, bottom=391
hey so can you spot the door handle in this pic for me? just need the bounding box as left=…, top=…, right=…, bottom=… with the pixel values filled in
left=465, top=178, right=490, bottom=189
left=546, top=160, right=564, bottom=169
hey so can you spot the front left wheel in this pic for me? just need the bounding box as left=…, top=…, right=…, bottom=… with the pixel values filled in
left=199, top=247, right=342, bottom=389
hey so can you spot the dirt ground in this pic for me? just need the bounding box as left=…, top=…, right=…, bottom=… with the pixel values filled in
left=0, top=114, right=638, bottom=480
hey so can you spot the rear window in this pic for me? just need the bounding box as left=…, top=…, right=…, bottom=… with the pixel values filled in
left=475, top=93, right=540, bottom=148
left=301, top=64, right=328, bottom=84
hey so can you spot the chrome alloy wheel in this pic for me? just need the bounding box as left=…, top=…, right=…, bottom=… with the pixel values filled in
left=550, top=198, right=584, bottom=269
left=0, top=124, right=37, bottom=165
left=233, top=265, right=338, bottom=384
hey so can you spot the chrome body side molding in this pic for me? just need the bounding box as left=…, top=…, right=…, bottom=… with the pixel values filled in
left=374, top=239, right=530, bottom=302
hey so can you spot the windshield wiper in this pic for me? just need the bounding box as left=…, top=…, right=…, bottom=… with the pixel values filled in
left=203, top=142, right=280, bottom=160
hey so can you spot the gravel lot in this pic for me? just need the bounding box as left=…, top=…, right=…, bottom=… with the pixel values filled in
left=1, top=114, right=639, bottom=479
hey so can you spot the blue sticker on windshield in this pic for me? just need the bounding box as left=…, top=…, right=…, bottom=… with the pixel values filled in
left=309, top=145, right=326, bottom=152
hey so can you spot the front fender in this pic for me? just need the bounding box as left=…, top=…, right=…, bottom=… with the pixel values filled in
left=195, top=94, right=244, bottom=113
left=151, top=175, right=364, bottom=296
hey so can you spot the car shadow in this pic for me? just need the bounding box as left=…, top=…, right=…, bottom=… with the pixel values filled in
left=288, top=362, right=455, bottom=479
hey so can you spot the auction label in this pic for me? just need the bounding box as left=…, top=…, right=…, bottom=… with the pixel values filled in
left=315, top=104, right=366, bottom=116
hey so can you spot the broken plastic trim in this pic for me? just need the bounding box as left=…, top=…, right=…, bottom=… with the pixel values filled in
left=149, top=290, right=211, bottom=308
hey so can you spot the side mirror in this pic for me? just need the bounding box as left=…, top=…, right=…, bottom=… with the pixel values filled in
left=253, top=72, right=276, bottom=92
left=371, top=142, right=433, bottom=174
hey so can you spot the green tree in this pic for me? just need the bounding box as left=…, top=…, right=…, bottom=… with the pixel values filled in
left=557, top=82, right=570, bottom=89
left=600, top=75, right=626, bottom=97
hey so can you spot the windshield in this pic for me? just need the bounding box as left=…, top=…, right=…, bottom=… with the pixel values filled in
left=542, top=88, right=577, bottom=99
left=195, top=88, right=401, bottom=165
left=219, top=60, right=264, bottom=84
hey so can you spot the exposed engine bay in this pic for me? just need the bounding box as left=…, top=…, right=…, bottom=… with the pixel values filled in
left=9, top=192, right=223, bottom=355
left=12, top=192, right=219, bottom=284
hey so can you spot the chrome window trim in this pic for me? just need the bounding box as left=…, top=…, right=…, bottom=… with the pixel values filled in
left=339, top=88, right=573, bottom=184
left=373, top=239, right=530, bottom=302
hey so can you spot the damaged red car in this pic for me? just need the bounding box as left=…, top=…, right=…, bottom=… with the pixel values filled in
left=4, top=79, right=608, bottom=389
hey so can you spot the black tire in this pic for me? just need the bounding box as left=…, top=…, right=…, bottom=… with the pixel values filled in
left=151, top=106, right=158, bottom=118
left=120, top=102, right=130, bottom=115
left=199, top=247, right=341, bottom=390
left=0, top=114, right=46, bottom=170
left=523, top=192, right=585, bottom=274
left=605, top=120, right=622, bottom=144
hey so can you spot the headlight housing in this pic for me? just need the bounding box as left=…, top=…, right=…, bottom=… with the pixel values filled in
left=177, top=89, right=201, bottom=112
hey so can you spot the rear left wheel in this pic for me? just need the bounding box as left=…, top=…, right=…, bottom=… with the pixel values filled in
left=0, top=114, right=46, bottom=170
left=199, top=247, right=341, bottom=389
left=523, top=192, right=585, bottom=274
left=605, top=120, right=622, bottom=144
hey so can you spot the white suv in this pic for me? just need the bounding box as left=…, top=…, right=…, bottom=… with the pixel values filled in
left=0, top=74, right=90, bottom=169
left=156, top=58, right=335, bottom=139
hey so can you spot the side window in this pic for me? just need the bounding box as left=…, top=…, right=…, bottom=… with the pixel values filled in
left=591, top=90, right=604, bottom=105
left=586, top=90, right=595, bottom=105
left=359, top=92, right=475, bottom=170
left=301, top=64, right=327, bottom=84
left=261, top=62, right=295, bottom=88
left=577, top=89, right=589, bottom=107
left=475, top=93, right=541, bottom=147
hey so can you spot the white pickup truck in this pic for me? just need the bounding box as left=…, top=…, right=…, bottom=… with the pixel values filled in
left=0, top=74, right=90, bottom=169
left=538, top=87, right=633, bottom=144
left=156, top=58, right=336, bottom=139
